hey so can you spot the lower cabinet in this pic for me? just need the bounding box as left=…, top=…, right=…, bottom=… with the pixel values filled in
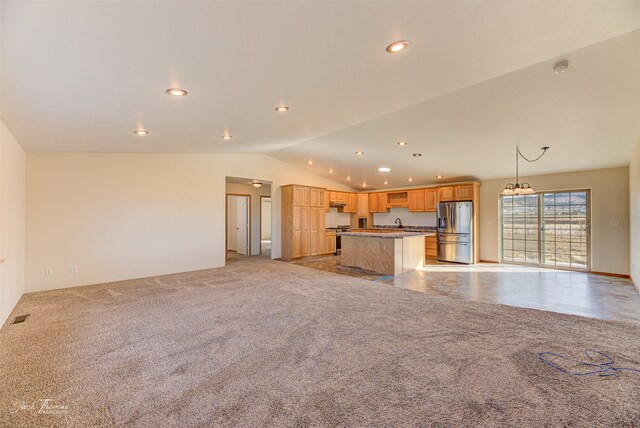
left=425, top=235, right=437, bottom=260
left=325, top=230, right=337, bottom=254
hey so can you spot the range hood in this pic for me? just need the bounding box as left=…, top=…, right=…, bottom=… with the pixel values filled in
left=330, top=201, right=347, bottom=207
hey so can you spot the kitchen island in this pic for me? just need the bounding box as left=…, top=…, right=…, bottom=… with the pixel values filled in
left=339, top=231, right=434, bottom=275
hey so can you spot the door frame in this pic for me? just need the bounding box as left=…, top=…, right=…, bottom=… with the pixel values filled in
left=259, top=195, right=272, bottom=255
left=226, top=193, right=251, bottom=257
left=498, top=189, right=592, bottom=272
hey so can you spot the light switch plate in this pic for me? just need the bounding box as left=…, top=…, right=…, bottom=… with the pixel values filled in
left=609, top=220, right=620, bottom=227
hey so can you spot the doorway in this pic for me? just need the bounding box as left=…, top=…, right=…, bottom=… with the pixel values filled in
left=500, top=190, right=591, bottom=270
left=226, top=194, right=250, bottom=256
left=260, top=196, right=272, bottom=257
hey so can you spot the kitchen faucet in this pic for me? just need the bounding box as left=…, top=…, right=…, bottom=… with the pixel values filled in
left=395, top=218, right=403, bottom=228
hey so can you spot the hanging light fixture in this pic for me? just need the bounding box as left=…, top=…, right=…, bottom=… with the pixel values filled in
left=502, top=146, right=549, bottom=195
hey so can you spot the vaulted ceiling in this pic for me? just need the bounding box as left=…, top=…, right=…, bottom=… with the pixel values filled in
left=2, top=1, right=639, bottom=189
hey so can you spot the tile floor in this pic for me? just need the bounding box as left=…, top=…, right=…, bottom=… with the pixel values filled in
left=287, top=254, right=640, bottom=323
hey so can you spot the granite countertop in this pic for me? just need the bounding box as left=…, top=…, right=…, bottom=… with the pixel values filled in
left=338, top=231, right=435, bottom=239
left=372, top=225, right=437, bottom=232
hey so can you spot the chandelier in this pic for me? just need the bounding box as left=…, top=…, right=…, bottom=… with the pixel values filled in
left=502, top=146, right=549, bottom=195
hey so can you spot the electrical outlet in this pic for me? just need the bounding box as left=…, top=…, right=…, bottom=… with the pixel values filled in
left=169, top=256, right=175, bottom=263
left=45, top=268, right=53, bottom=276
left=609, top=220, right=620, bottom=227
left=70, top=265, right=78, bottom=274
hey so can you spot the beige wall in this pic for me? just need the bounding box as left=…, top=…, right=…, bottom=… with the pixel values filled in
left=0, top=119, right=26, bottom=325
left=225, top=182, right=271, bottom=255
left=480, top=166, right=629, bottom=275
left=630, top=141, right=640, bottom=289
left=27, top=153, right=351, bottom=292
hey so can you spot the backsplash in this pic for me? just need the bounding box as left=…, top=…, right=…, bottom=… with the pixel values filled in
left=373, top=208, right=437, bottom=227
left=325, top=208, right=352, bottom=227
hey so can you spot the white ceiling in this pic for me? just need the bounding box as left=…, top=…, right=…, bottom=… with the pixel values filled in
left=1, top=1, right=639, bottom=189
left=272, top=30, right=640, bottom=189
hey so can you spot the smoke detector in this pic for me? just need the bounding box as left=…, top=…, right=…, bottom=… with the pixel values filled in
left=553, top=60, right=570, bottom=74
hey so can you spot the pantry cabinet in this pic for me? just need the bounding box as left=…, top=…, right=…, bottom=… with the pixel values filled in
left=282, top=185, right=326, bottom=261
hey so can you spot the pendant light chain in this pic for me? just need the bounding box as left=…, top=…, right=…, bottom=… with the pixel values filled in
left=502, top=146, right=550, bottom=195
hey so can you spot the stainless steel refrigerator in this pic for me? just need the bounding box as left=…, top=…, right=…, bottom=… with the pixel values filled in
left=437, top=201, right=473, bottom=264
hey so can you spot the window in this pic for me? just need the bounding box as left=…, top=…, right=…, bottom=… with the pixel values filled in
left=500, top=190, right=590, bottom=270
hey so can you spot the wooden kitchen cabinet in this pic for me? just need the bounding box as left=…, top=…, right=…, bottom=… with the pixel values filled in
left=310, top=207, right=325, bottom=255
left=356, top=193, right=369, bottom=217
left=302, top=187, right=311, bottom=206
left=425, top=189, right=438, bottom=212
left=454, top=184, right=474, bottom=201
left=310, top=188, right=320, bottom=207
left=438, top=186, right=454, bottom=202
left=425, top=235, right=437, bottom=260
left=282, top=184, right=327, bottom=261
left=408, top=190, right=425, bottom=212
left=344, top=193, right=357, bottom=213
left=386, top=191, right=409, bottom=208
left=369, top=192, right=388, bottom=213
left=325, top=230, right=337, bottom=254
left=293, top=186, right=303, bottom=205
left=324, top=190, right=330, bottom=212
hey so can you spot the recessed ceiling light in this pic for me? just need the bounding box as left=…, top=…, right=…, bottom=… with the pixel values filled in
left=408, top=178, right=414, bottom=182
left=307, top=160, right=313, bottom=165
left=328, top=169, right=334, bottom=173
left=362, top=183, right=367, bottom=188
left=386, top=40, right=410, bottom=53
left=355, top=151, right=365, bottom=156
left=165, top=88, right=187, bottom=96
left=377, top=167, right=391, bottom=173
left=384, top=180, right=388, bottom=185
left=222, top=134, right=233, bottom=140
left=275, top=106, right=290, bottom=112
left=553, top=60, right=570, bottom=74
left=133, top=129, right=149, bottom=135
left=346, top=176, right=351, bottom=181
left=412, top=153, right=422, bottom=157
left=436, top=175, right=444, bottom=179
left=397, top=141, right=408, bottom=146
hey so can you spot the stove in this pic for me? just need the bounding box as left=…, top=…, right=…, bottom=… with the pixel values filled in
left=326, top=227, right=350, bottom=255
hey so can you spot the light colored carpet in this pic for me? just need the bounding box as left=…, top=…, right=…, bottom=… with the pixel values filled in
left=1, top=258, right=639, bottom=427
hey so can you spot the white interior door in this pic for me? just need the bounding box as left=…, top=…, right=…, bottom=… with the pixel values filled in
left=236, top=197, right=249, bottom=255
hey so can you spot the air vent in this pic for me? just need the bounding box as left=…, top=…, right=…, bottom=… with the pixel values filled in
left=12, top=314, right=29, bottom=324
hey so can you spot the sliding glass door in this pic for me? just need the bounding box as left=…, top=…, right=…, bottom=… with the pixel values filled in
left=501, top=190, right=590, bottom=270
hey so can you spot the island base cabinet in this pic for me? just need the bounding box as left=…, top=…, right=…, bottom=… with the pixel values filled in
left=341, top=235, right=425, bottom=275
left=425, top=235, right=437, bottom=259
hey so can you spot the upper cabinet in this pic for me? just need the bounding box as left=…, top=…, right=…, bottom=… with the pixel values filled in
left=424, top=189, right=438, bottom=211
left=438, top=186, right=454, bottom=202
left=438, top=184, right=477, bottom=202
left=408, top=189, right=438, bottom=212
left=328, top=191, right=357, bottom=213
left=386, top=191, right=409, bottom=208
left=292, top=185, right=326, bottom=207
left=356, top=193, right=369, bottom=217
left=368, top=193, right=388, bottom=213
left=408, top=190, right=425, bottom=212
left=324, top=190, right=330, bottom=212
left=346, top=193, right=357, bottom=213
left=454, top=184, right=474, bottom=201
